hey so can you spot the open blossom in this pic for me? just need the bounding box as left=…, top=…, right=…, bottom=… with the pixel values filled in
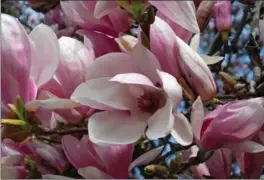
left=71, top=43, right=193, bottom=145
left=61, top=135, right=133, bottom=179
left=119, top=16, right=216, bottom=101
left=190, top=97, right=264, bottom=153
left=60, top=1, right=131, bottom=37
left=1, top=138, right=69, bottom=178
left=94, top=1, right=199, bottom=42
left=213, top=1, right=231, bottom=32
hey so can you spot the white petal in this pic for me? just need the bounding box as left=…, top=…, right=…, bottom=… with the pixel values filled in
left=94, top=1, right=118, bottom=19
left=115, top=34, right=138, bottom=53
left=85, top=53, right=140, bottom=80
left=57, top=36, right=94, bottom=97
left=29, top=24, right=60, bottom=87
left=1, top=155, right=23, bottom=165
left=172, top=112, right=193, bottom=146
left=131, top=43, right=162, bottom=84
left=157, top=70, right=182, bottom=107
left=71, top=78, right=136, bottom=110
left=201, top=55, right=224, bottom=65
left=146, top=100, right=174, bottom=140
left=88, top=111, right=147, bottom=145
left=149, top=1, right=200, bottom=33
left=224, top=140, right=264, bottom=153
left=25, top=98, right=80, bottom=111
left=191, top=97, right=204, bottom=140
left=190, top=33, right=200, bottom=52
left=129, top=146, right=163, bottom=171
left=78, top=166, right=110, bottom=179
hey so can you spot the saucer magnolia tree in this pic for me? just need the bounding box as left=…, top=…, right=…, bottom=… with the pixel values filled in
left=1, top=0, right=264, bottom=179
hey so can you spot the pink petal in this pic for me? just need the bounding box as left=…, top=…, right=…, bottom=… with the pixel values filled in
left=85, top=53, right=140, bottom=80
left=191, top=97, right=204, bottom=140
left=57, top=36, right=94, bottom=97
left=107, top=6, right=131, bottom=33
left=78, top=166, right=111, bottom=179
left=1, top=14, right=32, bottom=104
left=94, top=1, right=119, bottom=19
left=224, top=140, right=264, bottom=153
left=129, top=146, right=163, bottom=171
left=206, top=149, right=232, bottom=178
left=175, top=35, right=216, bottom=100
left=146, top=100, right=174, bottom=140
left=35, top=107, right=57, bottom=130
left=88, top=111, right=147, bottom=145
left=25, top=98, right=80, bottom=111
left=172, top=112, right=193, bottom=146
left=38, top=77, right=66, bottom=98
left=157, top=12, right=193, bottom=43
left=149, top=1, right=199, bottom=33
left=93, top=144, right=133, bottom=178
left=29, top=23, right=60, bottom=87
left=53, top=108, right=83, bottom=125
left=110, top=73, right=157, bottom=89
left=77, top=30, right=120, bottom=57
left=156, top=70, right=182, bottom=107
left=71, top=78, right=136, bottom=110
left=131, top=43, right=162, bottom=84
left=61, top=135, right=105, bottom=170
left=148, top=16, right=181, bottom=79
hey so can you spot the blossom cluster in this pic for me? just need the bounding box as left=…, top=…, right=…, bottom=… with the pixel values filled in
left=1, top=0, right=264, bottom=179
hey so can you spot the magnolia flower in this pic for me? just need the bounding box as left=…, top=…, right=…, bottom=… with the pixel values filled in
left=236, top=132, right=264, bottom=178
left=60, top=1, right=131, bottom=37
left=94, top=1, right=199, bottom=42
left=183, top=145, right=232, bottom=179
left=191, top=97, right=264, bottom=153
left=1, top=155, right=30, bottom=179
left=61, top=135, right=133, bottom=179
left=43, top=136, right=163, bottom=179
left=1, top=138, right=68, bottom=178
left=213, top=1, right=232, bottom=32
left=118, top=17, right=216, bottom=101
left=71, top=43, right=193, bottom=145
left=1, top=14, right=79, bottom=120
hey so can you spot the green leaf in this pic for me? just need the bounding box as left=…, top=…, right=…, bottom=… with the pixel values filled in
left=132, top=1, right=145, bottom=15
left=16, top=96, right=27, bottom=121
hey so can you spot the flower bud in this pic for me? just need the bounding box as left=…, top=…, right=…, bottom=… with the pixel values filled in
left=213, top=1, right=232, bottom=32
left=200, top=98, right=264, bottom=151
left=196, top=1, right=215, bottom=32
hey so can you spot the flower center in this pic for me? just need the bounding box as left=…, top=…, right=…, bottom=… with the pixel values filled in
left=137, top=92, right=163, bottom=114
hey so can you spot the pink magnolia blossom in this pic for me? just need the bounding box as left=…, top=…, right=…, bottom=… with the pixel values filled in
left=213, top=1, right=232, bottom=32
left=190, top=97, right=264, bottom=153
left=94, top=1, right=199, bottom=42
left=206, top=148, right=233, bottom=178
left=120, top=16, right=216, bottom=101
left=71, top=43, right=193, bottom=145
left=1, top=138, right=68, bottom=178
left=236, top=132, right=264, bottom=178
left=1, top=14, right=79, bottom=119
left=61, top=135, right=133, bottom=179
left=60, top=1, right=131, bottom=37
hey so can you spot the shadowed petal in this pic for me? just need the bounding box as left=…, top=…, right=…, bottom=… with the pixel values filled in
left=88, top=111, right=147, bottom=145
